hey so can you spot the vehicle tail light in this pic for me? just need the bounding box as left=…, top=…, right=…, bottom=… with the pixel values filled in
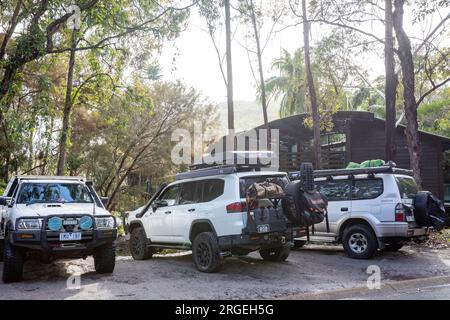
left=395, top=203, right=405, bottom=222
left=226, top=201, right=249, bottom=213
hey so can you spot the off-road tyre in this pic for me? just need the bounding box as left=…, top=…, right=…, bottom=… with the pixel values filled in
left=2, top=240, right=24, bottom=283
left=130, top=227, right=153, bottom=260
left=192, top=232, right=223, bottom=273
left=94, top=243, right=116, bottom=274
left=342, top=224, right=378, bottom=259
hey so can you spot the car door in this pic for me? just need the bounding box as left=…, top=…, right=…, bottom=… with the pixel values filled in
left=350, top=178, right=384, bottom=220
left=147, top=183, right=180, bottom=243
left=172, top=181, right=200, bottom=243
left=314, top=178, right=352, bottom=234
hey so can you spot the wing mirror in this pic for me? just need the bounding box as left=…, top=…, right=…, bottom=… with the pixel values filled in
left=152, top=200, right=168, bottom=212
left=100, top=197, right=109, bottom=207
left=0, top=196, right=12, bottom=206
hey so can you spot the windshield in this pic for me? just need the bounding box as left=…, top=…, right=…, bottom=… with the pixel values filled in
left=395, top=176, right=418, bottom=199
left=239, top=175, right=289, bottom=198
left=17, top=183, right=94, bottom=204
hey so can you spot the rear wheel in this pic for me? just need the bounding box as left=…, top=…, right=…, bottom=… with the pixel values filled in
left=192, top=232, right=223, bottom=273
left=94, top=243, right=116, bottom=274
left=0, top=239, right=4, bottom=262
left=342, top=224, right=378, bottom=259
left=292, top=240, right=307, bottom=249
left=130, top=227, right=153, bottom=260
left=383, top=240, right=404, bottom=252
left=2, top=240, right=24, bottom=283
left=259, top=245, right=290, bottom=262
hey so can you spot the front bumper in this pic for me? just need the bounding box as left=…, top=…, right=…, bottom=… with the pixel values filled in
left=10, top=228, right=117, bottom=257
left=375, top=222, right=430, bottom=238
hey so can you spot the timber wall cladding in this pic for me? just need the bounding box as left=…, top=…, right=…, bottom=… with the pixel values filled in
left=350, top=118, right=442, bottom=197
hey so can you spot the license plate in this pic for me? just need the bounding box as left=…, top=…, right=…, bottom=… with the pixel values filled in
left=63, top=219, right=78, bottom=226
left=59, top=232, right=82, bottom=241
left=257, top=224, right=270, bottom=233
left=406, top=216, right=414, bottom=222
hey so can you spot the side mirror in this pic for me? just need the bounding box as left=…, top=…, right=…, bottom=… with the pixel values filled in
left=0, top=197, right=12, bottom=206
left=152, top=200, right=168, bottom=212
left=100, top=197, right=109, bottom=207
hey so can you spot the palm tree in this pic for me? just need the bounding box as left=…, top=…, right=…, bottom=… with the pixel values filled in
left=265, top=49, right=307, bottom=117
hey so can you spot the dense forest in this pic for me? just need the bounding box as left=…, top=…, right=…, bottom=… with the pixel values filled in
left=0, top=0, right=449, bottom=212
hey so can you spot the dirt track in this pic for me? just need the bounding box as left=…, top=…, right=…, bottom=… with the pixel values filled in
left=1, top=243, right=450, bottom=300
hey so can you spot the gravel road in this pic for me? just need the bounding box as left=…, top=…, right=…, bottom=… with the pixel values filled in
left=1, top=244, right=450, bottom=300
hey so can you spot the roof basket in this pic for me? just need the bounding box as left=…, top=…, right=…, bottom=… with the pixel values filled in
left=313, top=163, right=413, bottom=178
left=176, top=163, right=270, bottom=181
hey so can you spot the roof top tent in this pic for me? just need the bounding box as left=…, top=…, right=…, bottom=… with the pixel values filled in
left=250, top=111, right=450, bottom=199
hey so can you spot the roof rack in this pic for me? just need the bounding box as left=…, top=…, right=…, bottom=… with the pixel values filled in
left=15, top=175, right=85, bottom=181
left=175, top=163, right=270, bottom=181
left=312, top=165, right=413, bottom=178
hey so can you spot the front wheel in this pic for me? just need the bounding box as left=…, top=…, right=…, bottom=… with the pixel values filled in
left=130, top=227, right=153, bottom=260
left=2, top=240, right=24, bottom=283
left=342, top=224, right=378, bottom=259
left=259, top=245, right=290, bottom=262
left=94, top=243, right=116, bottom=274
left=192, top=232, right=223, bottom=273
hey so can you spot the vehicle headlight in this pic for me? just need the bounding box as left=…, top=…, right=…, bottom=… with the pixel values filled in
left=95, top=216, right=115, bottom=229
left=17, top=218, right=43, bottom=230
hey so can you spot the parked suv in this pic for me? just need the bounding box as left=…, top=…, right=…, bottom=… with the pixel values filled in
left=124, top=165, right=304, bottom=272
left=0, top=176, right=117, bottom=283
left=293, top=166, right=430, bottom=259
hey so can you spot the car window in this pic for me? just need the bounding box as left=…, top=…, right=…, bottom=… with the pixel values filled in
left=200, top=179, right=224, bottom=202
left=395, top=176, right=418, bottom=199
left=179, top=182, right=200, bottom=205
left=239, top=175, right=289, bottom=198
left=352, top=179, right=383, bottom=200
left=315, top=180, right=351, bottom=201
left=17, top=183, right=93, bottom=204
left=159, top=184, right=180, bottom=206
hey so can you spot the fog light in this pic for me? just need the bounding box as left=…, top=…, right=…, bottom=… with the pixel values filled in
left=48, top=217, right=62, bottom=231
left=80, top=216, right=93, bottom=230
left=19, top=233, right=34, bottom=239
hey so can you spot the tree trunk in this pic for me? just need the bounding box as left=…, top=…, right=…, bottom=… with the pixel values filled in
left=393, top=0, right=422, bottom=188
left=302, top=0, right=321, bottom=169
left=0, top=0, right=22, bottom=61
left=224, top=0, right=235, bottom=131
left=384, top=0, right=398, bottom=162
left=248, top=0, right=269, bottom=133
left=56, top=30, right=77, bottom=176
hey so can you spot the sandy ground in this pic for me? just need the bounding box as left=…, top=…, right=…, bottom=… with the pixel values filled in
left=1, top=243, right=450, bottom=300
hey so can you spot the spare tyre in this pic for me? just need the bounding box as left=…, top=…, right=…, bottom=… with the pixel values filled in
left=282, top=180, right=327, bottom=227
left=414, top=191, right=446, bottom=231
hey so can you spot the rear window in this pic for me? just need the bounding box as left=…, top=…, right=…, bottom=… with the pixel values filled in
left=352, top=179, right=383, bottom=200
left=395, top=177, right=418, bottom=199
left=178, top=179, right=225, bottom=204
left=239, top=175, right=289, bottom=198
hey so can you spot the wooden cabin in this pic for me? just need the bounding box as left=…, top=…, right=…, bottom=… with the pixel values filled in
left=253, top=111, right=450, bottom=199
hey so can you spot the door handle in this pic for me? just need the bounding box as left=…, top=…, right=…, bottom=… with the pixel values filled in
left=341, top=207, right=349, bottom=212
left=188, top=208, right=196, bottom=212
left=164, top=211, right=172, bottom=214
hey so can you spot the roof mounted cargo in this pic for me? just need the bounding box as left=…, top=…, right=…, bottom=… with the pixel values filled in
left=175, top=163, right=270, bottom=181
left=312, top=165, right=413, bottom=178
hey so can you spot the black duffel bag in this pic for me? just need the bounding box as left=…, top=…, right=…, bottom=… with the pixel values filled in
left=414, top=191, right=446, bottom=231
left=282, top=180, right=328, bottom=227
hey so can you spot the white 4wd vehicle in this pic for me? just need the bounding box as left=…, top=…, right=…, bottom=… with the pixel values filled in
left=124, top=166, right=302, bottom=272
left=293, top=166, right=431, bottom=259
left=0, top=176, right=117, bottom=283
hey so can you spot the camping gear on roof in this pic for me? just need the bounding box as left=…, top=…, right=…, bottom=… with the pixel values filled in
left=346, top=159, right=385, bottom=169
left=414, top=191, right=447, bottom=231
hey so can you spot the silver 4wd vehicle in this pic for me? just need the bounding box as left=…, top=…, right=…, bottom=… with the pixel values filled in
left=124, top=165, right=306, bottom=273
left=0, top=176, right=117, bottom=283
left=293, top=165, right=439, bottom=259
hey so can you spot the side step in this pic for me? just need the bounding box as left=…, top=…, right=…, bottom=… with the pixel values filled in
left=295, top=235, right=337, bottom=243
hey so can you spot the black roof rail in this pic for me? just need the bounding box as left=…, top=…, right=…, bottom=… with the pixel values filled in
left=176, top=163, right=271, bottom=181
left=312, top=165, right=413, bottom=178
